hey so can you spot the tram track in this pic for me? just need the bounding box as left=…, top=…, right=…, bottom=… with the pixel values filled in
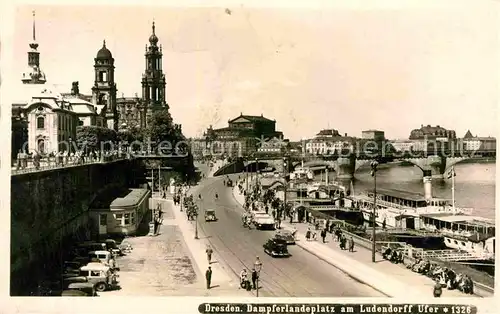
left=187, top=176, right=383, bottom=297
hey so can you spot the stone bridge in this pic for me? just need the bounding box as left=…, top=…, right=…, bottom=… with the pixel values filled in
left=291, top=155, right=470, bottom=180
left=400, top=156, right=467, bottom=179
left=220, top=153, right=474, bottom=180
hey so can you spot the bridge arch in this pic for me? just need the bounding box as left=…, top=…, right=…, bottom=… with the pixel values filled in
left=400, top=156, right=469, bottom=179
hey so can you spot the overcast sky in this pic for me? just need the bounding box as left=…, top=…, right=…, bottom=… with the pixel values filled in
left=7, top=1, right=499, bottom=140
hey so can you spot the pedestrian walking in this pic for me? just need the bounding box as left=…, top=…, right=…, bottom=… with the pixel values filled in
left=206, top=246, right=213, bottom=264
left=251, top=268, right=258, bottom=290
left=340, top=235, right=346, bottom=250
left=348, top=236, right=355, bottom=252
left=433, top=281, right=442, bottom=297
left=305, top=228, right=311, bottom=241
left=205, top=266, right=212, bottom=289
left=321, top=229, right=327, bottom=243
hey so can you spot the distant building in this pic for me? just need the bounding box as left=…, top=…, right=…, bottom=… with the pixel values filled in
left=315, top=129, right=341, bottom=138
left=390, top=139, right=414, bottom=152
left=304, top=130, right=355, bottom=155
left=257, top=137, right=288, bottom=154
left=362, top=130, right=385, bottom=141
left=409, top=124, right=456, bottom=152
left=459, top=130, right=496, bottom=152
left=204, top=113, right=284, bottom=157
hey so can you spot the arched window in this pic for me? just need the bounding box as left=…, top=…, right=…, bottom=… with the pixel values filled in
left=37, top=138, right=45, bottom=153
left=37, top=116, right=45, bottom=129
left=99, top=71, right=108, bottom=82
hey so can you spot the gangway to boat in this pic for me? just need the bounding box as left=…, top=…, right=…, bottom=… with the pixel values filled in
left=411, top=249, right=493, bottom=262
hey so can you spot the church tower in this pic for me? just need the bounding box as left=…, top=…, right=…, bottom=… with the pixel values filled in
left=141, top=21, right=168, bottom=127
left=91, top=40, right=118, bottom=130
left=21, top=11, right=47, bottom=84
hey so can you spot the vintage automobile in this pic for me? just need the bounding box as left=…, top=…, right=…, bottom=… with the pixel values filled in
left=205, top=210, right=217, bottom=222
left=263, top=238, right=290, bottom=257
left=104, top=239, right=123, bottom=256
left=79, top=263, right=119, bottom=292
left=61, top=289, right=89, bottom=297
left=88, top=250, right=119, bottom=270
left=65, top=282, right=97, bottom=296
left=253, top=213, right=276, bottom=230
left=226, top=179, right=233, bottom=187
left=274, top=230, right=296, bottom=245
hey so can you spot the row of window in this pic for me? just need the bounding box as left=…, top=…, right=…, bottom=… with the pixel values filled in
left=99, top=212, right=136, bottom=227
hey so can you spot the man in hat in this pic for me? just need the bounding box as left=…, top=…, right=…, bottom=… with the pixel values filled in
left=205, top=266, right=212, bottom=289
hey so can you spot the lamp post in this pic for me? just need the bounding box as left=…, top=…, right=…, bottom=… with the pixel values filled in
left=282, top=156, right=288, bottom=226
left=194, top=203, right=199, bottom=239
left=370, top=160, right=379, bottom=263
left=254, top=256, right=262, bottom=297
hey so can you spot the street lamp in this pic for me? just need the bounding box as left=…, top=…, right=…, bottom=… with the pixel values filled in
left=254, top=256, right=262, bottom=297
left=282, top=156, right=288, bottom=227
left=194, top=204, right=199, bottom=239
left=370, top=160, right=379, bottom=263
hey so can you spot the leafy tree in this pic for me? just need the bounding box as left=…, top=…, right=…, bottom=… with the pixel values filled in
left=144, top=108, right=185, bottom=153
left=76, top=126, right=118, bottom=151
left=12, top=117, right=28, bottom=158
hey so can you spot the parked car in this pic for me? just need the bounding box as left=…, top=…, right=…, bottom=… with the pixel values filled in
left=274, top=230, right=296, bottom=245
left=205, top=210, right=217, bottom=222
left=263, top=238, right=290, bottom=257
left=104, top=239, right=123, bottom=256
left=88, top=250, right=118, bottom=270
left=61, top=289, right=89, bottom=297
left=65, top=282, right=97, bottom=296
left=63, top=261, right=84, bottom=275
left=79, top=263, right=119, bottom=292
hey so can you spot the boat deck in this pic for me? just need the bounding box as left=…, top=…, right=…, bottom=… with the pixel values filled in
left=412, top=248, right=494, bottom=262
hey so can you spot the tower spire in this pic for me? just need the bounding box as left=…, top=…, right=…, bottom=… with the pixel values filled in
left=32, top=10, right=36, bottom=41
left=103, top=39, right=106, bottom=47
left=29, top=10, right=39, bottom=50
left=152, top=20, right=155, bottom=35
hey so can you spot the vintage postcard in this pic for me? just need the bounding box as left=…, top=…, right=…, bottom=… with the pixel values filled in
left=2, top=0, right=497, bottom=313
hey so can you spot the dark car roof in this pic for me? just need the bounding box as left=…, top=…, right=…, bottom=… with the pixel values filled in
left=270, top=238, right=287, bottom=245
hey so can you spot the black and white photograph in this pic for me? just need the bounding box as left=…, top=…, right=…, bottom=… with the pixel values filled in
left=2, top=0, right=497, bottom=312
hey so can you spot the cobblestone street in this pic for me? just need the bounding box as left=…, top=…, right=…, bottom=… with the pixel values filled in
left=104, top=206, right=206, bottom=296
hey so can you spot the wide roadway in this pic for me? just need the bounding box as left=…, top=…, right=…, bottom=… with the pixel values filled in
left=189, top=174, right=384, bottom=297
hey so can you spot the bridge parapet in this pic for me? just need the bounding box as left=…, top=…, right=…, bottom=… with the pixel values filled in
left=401, top=155, right=468, bottom=179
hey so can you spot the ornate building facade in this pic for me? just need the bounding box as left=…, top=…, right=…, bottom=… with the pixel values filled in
left=117, top=22, right=169, bottom=131
left=91, top=40, right=118, bottom=130
left=203, top=113, right=284, bottom=157
left=12, top=12, right=103, bottom=156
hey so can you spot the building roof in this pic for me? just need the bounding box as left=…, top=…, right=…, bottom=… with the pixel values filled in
left=316, top=129, right=340, bottom=136
left=229, top=113, right=274, bottom=123
left=110, top=189, right=150, bottom=208
left=96, top=40, right=113, bottom=60
left=362, top=129, right=384, bottom=133
left=464, top=130, right=474, bottom=138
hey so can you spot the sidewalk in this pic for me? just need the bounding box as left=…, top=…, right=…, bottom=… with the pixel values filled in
left=231, top=185, right=475, bottom=299
left=159, top=197, right=251, bottom=297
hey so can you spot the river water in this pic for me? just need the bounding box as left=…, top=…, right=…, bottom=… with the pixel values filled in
left=315, top=161, right=496, bottom=220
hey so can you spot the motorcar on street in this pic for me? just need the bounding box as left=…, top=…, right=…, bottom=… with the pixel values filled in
left=274, top=230, right=296, bottom=245
left=79, top=262, right=119, bottom=292
left=263, top=238, right=290, bottom=257
left=253, top=213, right=276, bottom=230
left=205, top=210, right=217, bottom=222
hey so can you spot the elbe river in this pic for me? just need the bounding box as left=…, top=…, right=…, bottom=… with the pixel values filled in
left=317, top=161, right=496, bottom=220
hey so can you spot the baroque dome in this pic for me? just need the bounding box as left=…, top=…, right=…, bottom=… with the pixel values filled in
left=96, top=40, right=112, bottom=60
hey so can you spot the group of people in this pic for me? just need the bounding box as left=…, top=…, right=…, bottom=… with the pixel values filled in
left=14, top=148, right=126, bottom=171
left=239, top=267, right=259, bottom=291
